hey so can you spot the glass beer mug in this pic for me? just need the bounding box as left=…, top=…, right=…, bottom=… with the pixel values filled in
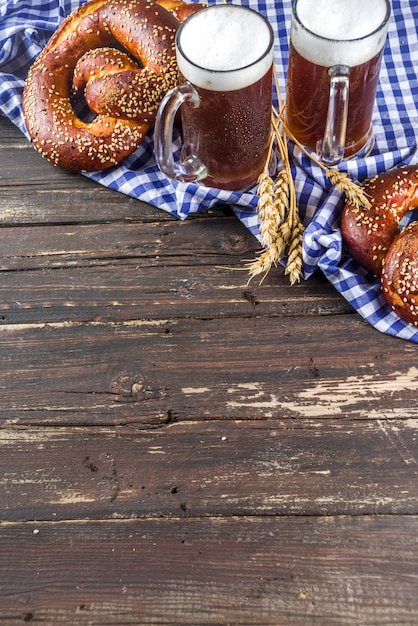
left=154, top=4, right=274, bottom=190
left=285, top=0, right=391, bottom=165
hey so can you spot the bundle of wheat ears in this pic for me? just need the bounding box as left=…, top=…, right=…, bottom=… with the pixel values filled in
left=247, top=67, right=371, bottom=285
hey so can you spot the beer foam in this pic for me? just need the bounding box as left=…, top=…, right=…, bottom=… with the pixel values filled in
left=292, top=0, right=390, bottom=67
left=177, top=5, right=273, bottom=91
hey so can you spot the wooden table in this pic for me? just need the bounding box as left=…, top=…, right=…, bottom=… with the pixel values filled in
left=1, top=113, right=418, bottom=625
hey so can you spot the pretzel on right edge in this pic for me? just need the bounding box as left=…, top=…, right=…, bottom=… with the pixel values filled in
left=341, top=165, right=418, bottom=326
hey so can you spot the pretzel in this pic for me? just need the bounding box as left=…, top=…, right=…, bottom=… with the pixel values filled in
left=381, top=221, right=418, bottom=325
left=157, top=0, right=205, bottom=21
left=341, top=165, right=418, bottom=325
left=22, top=0, right=204, bottom=172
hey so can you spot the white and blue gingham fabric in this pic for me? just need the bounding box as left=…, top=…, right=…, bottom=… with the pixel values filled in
left=1, top=0, right=417, bottom=342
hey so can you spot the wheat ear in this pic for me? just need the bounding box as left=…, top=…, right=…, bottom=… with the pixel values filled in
left=279, top=117, right=371, bottom=210
left=246, top=64, right=304, bottom=284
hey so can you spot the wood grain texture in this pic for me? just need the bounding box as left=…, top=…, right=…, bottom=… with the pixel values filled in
left=1, top=116, right=418, bottom=625
left=1, top=419, right=418, bottom=522
left=0, top=315, right=416, bottom=423
left=1, top=516, right=418, bottom=625
left=0, top=262, right=351, bottom=324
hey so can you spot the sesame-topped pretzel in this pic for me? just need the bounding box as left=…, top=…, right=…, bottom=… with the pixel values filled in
left=341, top=165, right=418, bottom=325
left=22, top=0, right=205, bottom=172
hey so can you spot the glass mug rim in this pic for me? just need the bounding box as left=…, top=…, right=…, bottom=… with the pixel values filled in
left=175, top=4, right=274, bottom=76
left=292, top=0, right=391, bottom=46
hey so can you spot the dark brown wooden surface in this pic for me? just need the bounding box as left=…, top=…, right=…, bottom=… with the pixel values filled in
left=1, top=114, right=418, bottom=625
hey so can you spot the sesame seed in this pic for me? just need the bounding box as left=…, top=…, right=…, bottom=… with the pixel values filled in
left=22, top=0, right=200, bottom=172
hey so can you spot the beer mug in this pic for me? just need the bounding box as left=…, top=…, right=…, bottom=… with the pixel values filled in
left=154, top=4, right=274, bottom=190
left=285, top=0, right=391, bottom=165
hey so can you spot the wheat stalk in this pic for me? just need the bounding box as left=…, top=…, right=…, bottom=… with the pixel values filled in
left=256, top=135, right=282, bottom=247
left=279, top=116, right=372, bottom=209
left=326, top=169, right=371, bottom=208
left=284, top=218, right=304, bottom=284
left=246, top=66, right=304, bottom=284
left=246, top=63, right=372, bottom=285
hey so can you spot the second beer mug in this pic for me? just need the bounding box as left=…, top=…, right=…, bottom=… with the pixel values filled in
left=285, top=0, right=391, bottom=165
left=154, top=4, right=274, bottom=190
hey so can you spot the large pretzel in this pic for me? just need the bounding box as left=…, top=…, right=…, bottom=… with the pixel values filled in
left=341, top=165, right=418, bottom=326
left=22, top=0, right=204, bottom=172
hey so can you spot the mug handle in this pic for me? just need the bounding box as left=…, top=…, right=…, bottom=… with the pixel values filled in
left=317, top=65, right=350, bottom=166
left=154, top=82, right=208, bottom=183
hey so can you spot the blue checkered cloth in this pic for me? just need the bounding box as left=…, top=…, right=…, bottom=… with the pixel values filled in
left=1, top=0, right=417, bottom=342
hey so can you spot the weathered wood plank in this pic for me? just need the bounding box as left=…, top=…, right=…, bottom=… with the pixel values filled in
left=1, top=420, right=417, bottom=521
left=1, top=516, right=417, bottom=625
left=0, top=262, right=350, bottom=325
left=0, top=185, right=352, bottom=320
left=0, top=316, right=416, bottom=424
left=0, top=218, right=257, bottom=269
left=2, top=104, right=418, bottom=626
left=0, top=181, right=164, bottom=225
left=0, top=179, right=231, bottom=225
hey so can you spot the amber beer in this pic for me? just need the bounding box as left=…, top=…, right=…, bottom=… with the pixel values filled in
left=179, top=69, right=273, bottom=190
left=154, top=5, right=274, bottom=190
left=285, top=0, right=391, bottom=162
